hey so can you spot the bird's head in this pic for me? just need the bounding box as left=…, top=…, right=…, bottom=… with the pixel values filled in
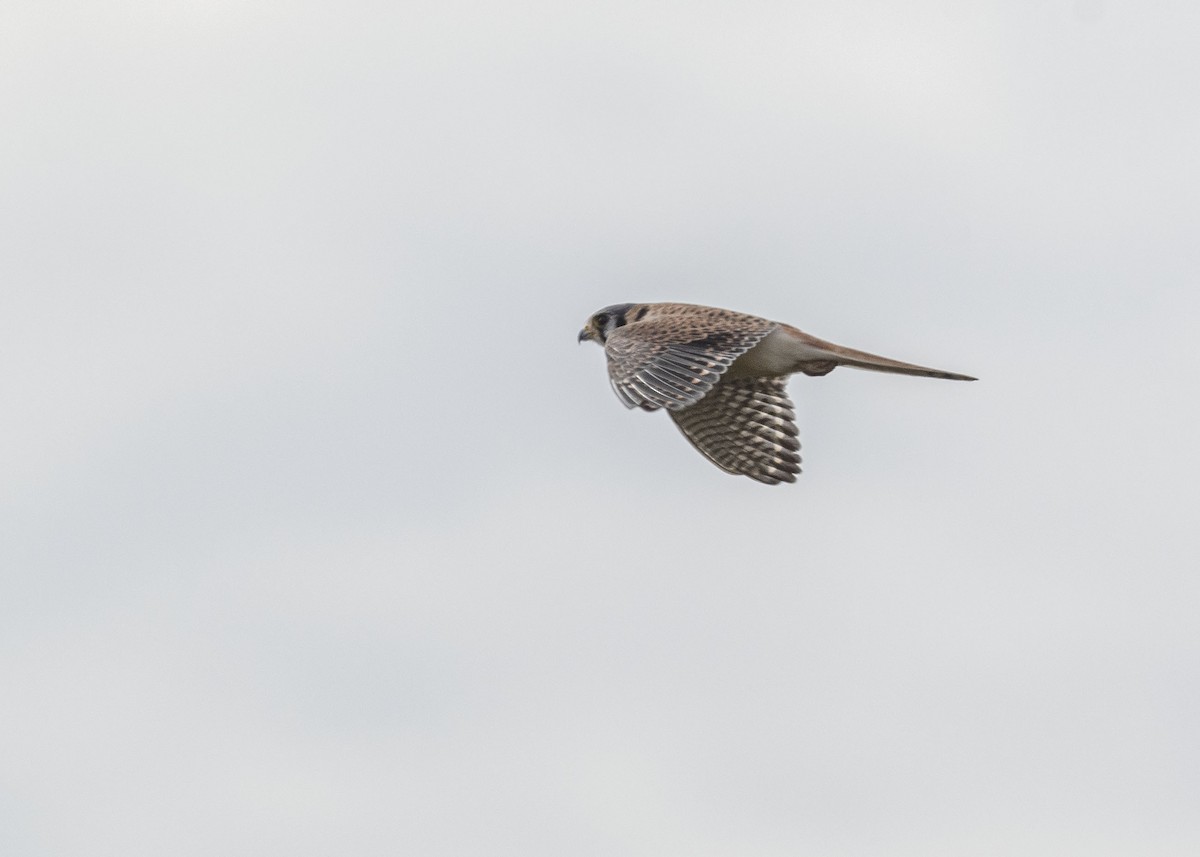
left=578, top=303, right=638, bottom=345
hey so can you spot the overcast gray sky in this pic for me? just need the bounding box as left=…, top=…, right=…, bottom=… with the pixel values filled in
left=2, top=1, right=1199, bottom=854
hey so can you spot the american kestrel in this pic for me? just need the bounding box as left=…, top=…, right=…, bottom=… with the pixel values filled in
left=578, top=302, right=975, bottom=484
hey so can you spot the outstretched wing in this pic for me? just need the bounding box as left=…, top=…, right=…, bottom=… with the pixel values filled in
left=604, top=318, right=776, bottom=411
left=669, top=376, right=801, bottom=484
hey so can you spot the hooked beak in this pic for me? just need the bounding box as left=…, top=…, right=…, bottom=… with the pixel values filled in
left=578, top=327, right=594, bottom=344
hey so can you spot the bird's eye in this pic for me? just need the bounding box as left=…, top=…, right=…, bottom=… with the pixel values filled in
left=595, top=313, right=609, bottom=327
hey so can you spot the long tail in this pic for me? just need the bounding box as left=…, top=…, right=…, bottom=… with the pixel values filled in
left=787, top=327, right=976, bottom=381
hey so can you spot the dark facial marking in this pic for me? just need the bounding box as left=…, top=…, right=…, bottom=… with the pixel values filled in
left=597, top=303, right=634, bottom=325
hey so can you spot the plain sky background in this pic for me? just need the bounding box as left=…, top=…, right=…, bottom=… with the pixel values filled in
left=2, top=1, right=1198, bottom=855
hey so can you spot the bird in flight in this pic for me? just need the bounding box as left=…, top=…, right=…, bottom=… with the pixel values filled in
left=579, top=302, right=974, bottom=484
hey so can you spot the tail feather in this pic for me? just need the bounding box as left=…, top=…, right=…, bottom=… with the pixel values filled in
left=828, top=350, right=976, bottom=381
left=789, top=329, right=976, bottom=382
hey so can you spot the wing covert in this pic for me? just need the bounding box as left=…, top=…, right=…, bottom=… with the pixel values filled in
left=604, top=319, right=776, bottom=411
